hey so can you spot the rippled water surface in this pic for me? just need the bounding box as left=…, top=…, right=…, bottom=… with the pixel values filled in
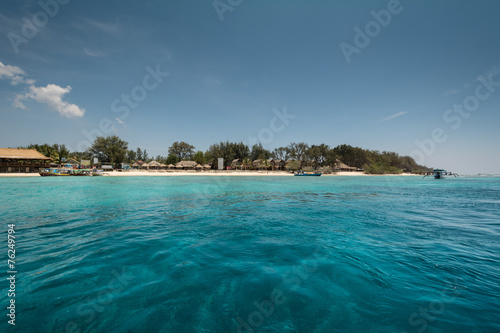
left=1, top=176, right=499, bottom=332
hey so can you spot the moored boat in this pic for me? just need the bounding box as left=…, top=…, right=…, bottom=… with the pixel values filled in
left=294, top=170, right=322, bottom=177
left=39, top=168, right=92, bottom=176
left=423, top=169, right=459, bottom=179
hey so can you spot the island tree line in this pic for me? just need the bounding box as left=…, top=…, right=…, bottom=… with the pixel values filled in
left=20, top=136, right=432, bottom=174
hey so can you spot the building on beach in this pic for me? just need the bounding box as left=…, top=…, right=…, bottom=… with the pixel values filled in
left=175, top=160, right=197, bottom=170
left=0, top=148, right=52, bottom=173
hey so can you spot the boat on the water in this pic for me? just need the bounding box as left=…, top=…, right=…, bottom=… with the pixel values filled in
left=294, top=170, right=322, bottom=177
left=39, top=168, right=92, bottom=177
left=423, top=169, right=459, bottom=179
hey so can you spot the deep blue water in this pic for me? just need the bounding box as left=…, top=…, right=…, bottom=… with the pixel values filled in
left=1, top=176, right=499, bottom=332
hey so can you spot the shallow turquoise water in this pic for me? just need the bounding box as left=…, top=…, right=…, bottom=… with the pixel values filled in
left=1, top=176, right=499, bottom=332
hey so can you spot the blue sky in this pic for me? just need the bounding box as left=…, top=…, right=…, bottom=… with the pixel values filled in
left=1, top=0, right=499, bottom=174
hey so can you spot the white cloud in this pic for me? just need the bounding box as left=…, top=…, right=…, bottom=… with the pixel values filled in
left=15, top=84, right=85, bottom=118
left=1, top=60, right=85, bottom=118
left=0, top=61, right=34, bottom=85
left=379, top=111, right=408, bottom=122
left=115, top=117, right=125, bottom=124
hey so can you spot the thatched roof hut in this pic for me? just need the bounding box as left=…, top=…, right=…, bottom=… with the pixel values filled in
left=334, top=159, right=357, bottom=171
left=203, top=164, right=211, bottom=170
left=180, top=161, right=197, bottom=169
left=131, top=162, right=141, bottom=168
left=195, top=164, right=203, bottom=169
left=0, top=148, right=52, bottom=160
left=167, top=164, right=174, bottom=169
left=148, top=160, right=161, bottom=167
left=0, top=148, right=52, bottom=173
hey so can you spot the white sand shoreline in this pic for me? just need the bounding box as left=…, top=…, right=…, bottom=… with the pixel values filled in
left=0, top=171, right=421, bottom=177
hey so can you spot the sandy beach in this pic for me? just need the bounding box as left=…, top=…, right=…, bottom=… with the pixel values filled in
left=0, top=171, right=421, bottom=177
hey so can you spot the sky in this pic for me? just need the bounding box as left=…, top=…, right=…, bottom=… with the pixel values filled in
left=1, top=0, right=499, bottom=174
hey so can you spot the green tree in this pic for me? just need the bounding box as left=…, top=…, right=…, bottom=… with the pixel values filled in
left=193, top=151, right=206, bottom=165
left=286, top=160, right=301, bottom=171
left=169, top=141, right=195, bottom=161
left=307, top=144, right=330, bottom=169
left=87, top=135, right=128, bottom=165
left=205, top=141, right=249, bottom=168
left=127, top=150, right=137, bottom=162
left=166, top=154, right=179, bottom=165
left=272, top=147, right=290, bottom=161
left=287, top=142, right=310, bottom=166
left=250, top=143, right=271, bottom=161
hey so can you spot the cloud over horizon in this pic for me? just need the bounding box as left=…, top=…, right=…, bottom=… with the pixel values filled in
left=15, top=84, right=85, bottom=118
left=1, top=60, right=85, bottom=118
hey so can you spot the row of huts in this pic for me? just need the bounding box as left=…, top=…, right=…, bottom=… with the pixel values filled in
left=0, top=147, right=360, bottom=173
left=229, top=158, right=359, bottom=171
left=130, top=160, right=211, bottom=170
left=129, top=158, right=359, bottom=171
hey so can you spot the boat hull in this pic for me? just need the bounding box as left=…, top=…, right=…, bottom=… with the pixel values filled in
left=294, top=173, right=322, bottom=177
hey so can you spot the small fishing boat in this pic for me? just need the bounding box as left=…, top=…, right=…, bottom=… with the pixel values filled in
left=39, top=168, right=91, bottom=177
left=294, top=170, right=322, bottom=177
left=39, top=168, right=71, bottom=176
left=423, top=169, right=459, bottom=179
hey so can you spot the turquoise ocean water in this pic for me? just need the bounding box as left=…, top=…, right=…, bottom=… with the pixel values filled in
left=1, top=176, right=499, bottom=332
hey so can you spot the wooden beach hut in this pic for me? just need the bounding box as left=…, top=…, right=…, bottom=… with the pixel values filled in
left=231, top=159, right=242, bottom=170
left=148, top=160, right=161, bottom=170
left=273, top=159, right=285, bottom=171
left=252, top=159, right=263, bottom=170
left=334, top=160, right=357, bottom=172
left=179, top=161, right=197, bottom=170
left=0, top=148, right=52, bottom=173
